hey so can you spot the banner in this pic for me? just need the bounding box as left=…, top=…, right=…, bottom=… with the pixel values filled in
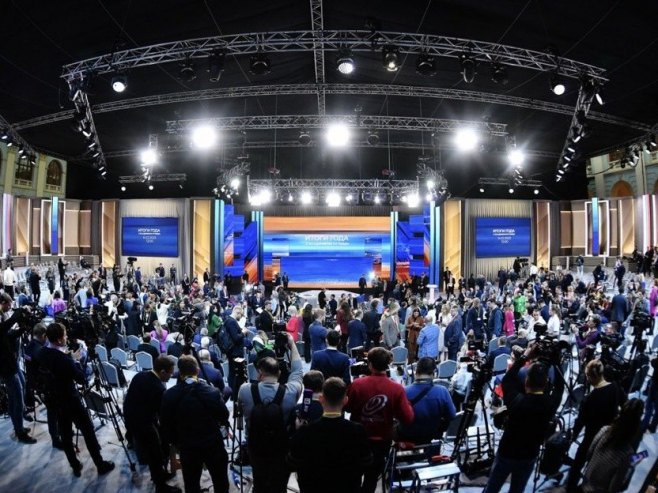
left=475, top=217, right=531, bottom=258
left=122, top=217, right=178, bottom=257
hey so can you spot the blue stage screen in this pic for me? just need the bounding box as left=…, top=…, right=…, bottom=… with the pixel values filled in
left=122, top=217, right=179, bottom=257
left=475, top=217, right=531, bottom=258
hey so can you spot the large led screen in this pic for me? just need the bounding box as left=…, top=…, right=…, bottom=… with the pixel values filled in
left=475, top=217, right=531, bottom=258
left=122, top=217, right=179, bottom=257
left=264, top=216, right=391, bottom=288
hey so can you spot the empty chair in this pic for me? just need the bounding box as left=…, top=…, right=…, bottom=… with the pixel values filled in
left=488, top=338, right=498, bottom=354
left=492, top=354, right=510, bottom=374
left=116, top=334, right=126, bottom=350
left=110, top=347, right=133, bottom=369
left=127, top=335, right=140, bottom=352
left=100, top=361, right=121, bottom=387
left=247, top=363, right=259, bottom=382
left=437, top=360, right=457, bottom=379
left=391, top=346, right=408, bottom=365
left=135, top=351, right=153, bottom=371
left=149, top=339, right=161, bottom=354
left=95, top=344, right=108, bottom=363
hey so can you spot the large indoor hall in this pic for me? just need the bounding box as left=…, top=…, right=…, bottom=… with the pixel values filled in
left=0, top=1, right=657, bottom=492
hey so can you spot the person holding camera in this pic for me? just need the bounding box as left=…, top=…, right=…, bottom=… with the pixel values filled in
left=160, top=355, right=229, bottom=493
left=238, top=333, right=303, bottom=493
left=36, top=322, right=115, bottom=476
left=482, top=343, right=563, bottom=493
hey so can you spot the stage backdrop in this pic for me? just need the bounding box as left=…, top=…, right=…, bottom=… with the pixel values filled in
left=263, top=216, right=390, bottom=288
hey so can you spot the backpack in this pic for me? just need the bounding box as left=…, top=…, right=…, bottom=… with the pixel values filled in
left=216, top=323, right=234, bottom=355
left=247, top=383, right=288, bottom=456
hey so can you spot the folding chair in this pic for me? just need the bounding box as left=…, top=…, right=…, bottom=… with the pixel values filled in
left=437, top=360, right=457, bottom=379
left=135, top=351, right=153, bottom=371
left=149, top=339, right=162, bottom=354
left=95, top=344, right=108, bottom=363
left=110, top=347, right=134, bottom=369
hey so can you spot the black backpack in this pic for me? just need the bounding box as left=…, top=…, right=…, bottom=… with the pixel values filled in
left=247, top=383, right=288, bottom=456
left=216, top=323, right=234, bottom=355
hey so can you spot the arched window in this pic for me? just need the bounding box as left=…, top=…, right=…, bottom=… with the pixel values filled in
left=610, top=180, right=633, bottom=198
left=14, top=156, right=33, bottom=182
left=46, top=160, right=62, bottom=187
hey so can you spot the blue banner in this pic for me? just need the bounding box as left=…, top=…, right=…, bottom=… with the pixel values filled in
left=51, top=196, right=58, bottom=255
left=122, top=217, right=178, bottom=257
left=475, top=217, right=531, bottom=258
left=591, top=198, right=599, bottom=256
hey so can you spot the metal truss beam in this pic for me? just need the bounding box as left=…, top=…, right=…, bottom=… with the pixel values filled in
left=13, top=83, right=645, bottom=133
left=310, top=0, right=325, bottom=115
left=165, top=114, right=507, bottom=135
left=249, top=178, right=420, bottom=196
left=118, top=173, right=186, bottom=184
left=70, top=87, right=107, bottom=171
left=61, top=30, right=606, bottom=82
left=0, top=113, right=38, bottom=160
left=479, top=177, right=542, bottom=187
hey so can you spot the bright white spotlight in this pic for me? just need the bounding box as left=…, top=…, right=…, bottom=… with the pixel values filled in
left=454, top=128, right=479, bottom=152
left=148, top=184, right=154, bottom=191
left=287, top=193, right=293, bottom=202
left=425, top=193, right=433, bottom=202
left=374, top=194, right=381, bottom=204
left=407, top=193, right=420, bottom=208
left=368, top=271, right=375, bottom=280
left=426, top=180, right=435, bottom=190
left=230, top=177, right=241, bottom=189
left=345, top=194, right=353, bottom=203
left=326, top=123, right=350, bottom=147
left=260, top=189, right=272, bottom=204
left=140, top=148, right=157, bottom=166
left=508, top=187, right=514, bottom=194
left=120, top=186, right=126, bottom=192
left=326, top=192, right=341, bottom=207
left=508, top=149, right=525, bottom=167
left=401, top=195, right=408, bottom=203
left=301, top=191, right=312, bottom=204
left=479, top=187, right=485, bottom=193
left=191, top=125, right=218, bottom=150
left=533, top=188, right=540, bottom=195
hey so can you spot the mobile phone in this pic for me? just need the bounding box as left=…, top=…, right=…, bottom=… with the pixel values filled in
left=630, top=450, right=648, bottom=466
left=299, top=388, right=314, bottom=421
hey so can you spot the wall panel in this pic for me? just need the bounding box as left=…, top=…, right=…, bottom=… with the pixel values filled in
left=443, top=200, right=462, bottom=281
left=101, top=201, right=116, bottom=267
left=619, top=198, right=635, bottom=255
left=535, top=202, right=550, bottom=269
left=193, top=200, right=211, bottom=280
left=15, top=197, right=29, bottom=256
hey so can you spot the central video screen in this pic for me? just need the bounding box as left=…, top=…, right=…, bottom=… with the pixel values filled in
left=263, top=216, right=391, bottom=288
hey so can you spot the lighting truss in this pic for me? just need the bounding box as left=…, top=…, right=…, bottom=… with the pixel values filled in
left=585, top=123, right=658, bottom=158
left=118, top=173, right=187, bottom=184
left=249, top=178, right=419, bottom=198
left=0, top=112, right=38, bottom=159
left=70, top=87, right=107, bottom=172
left=554, top=85, right=592, bottom=179
left=13, top=83, right=646, bottom=132
left=60, top=30, right=606, bottom=82
left=478, top=177, right=542, bottom=188
left=165, top=114, right=508, bottom=135
left=310, top=0, right=326, bottom=115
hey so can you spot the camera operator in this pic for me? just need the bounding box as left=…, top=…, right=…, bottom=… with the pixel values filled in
left=160, top=355, right=229, bottom=493
left=36, top=322, right=114, bottom=476
left=345, top=347, right=414, bottom=493
left=255, top=299, right=274, bottom=333
left=565, top=359, right=626, bottom=492
left=238, top=333, right=303, bottom=493
left=0, top=294, right=35, bottom=443
left=225, top=305, right=249, bottom=400
left=573, top=315, right=601, bottom=365
left=482, top=343, right=563, bottom=493
left=123, top=355, right=180, bottom=493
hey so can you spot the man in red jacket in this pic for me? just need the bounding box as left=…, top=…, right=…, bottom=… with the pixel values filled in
left=346, top=347, right=414, bottom=493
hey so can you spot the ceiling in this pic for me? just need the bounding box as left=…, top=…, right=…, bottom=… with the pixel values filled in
left=1, top=0, right=656, bottom=201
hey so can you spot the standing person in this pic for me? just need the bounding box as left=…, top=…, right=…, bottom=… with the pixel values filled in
left=45, top=267, right=56, bottom=295
left=580, top=399, right=644, bottom=493
left=417, top=315, right=440, bottom=360
left=288, top=377, right=373, bottom=493
left=37, top=323, right=115, bottom=475
left=301, top=303, right=314, bottom=363
left=0, top=296, right=34, bottom=443
left=347, top=309, right=367, bottom=351
left=318, top=288, right=327, bottom=309
left=443, top=266, right=452, bottom=293
left=482, top=345, right=563, bottom=493
left=358, top=274, right=367, bottom=295
left=486, top=300, right=503, bottom=340
left=309, top=308, right=328, bottom=354
left=124, top=356, right=180, bottom=493
left=443, top=306, right=464, bottom=361
left=310, top=330, right=351, bottom=386
left=225, top=305, right=249, bottom=401
left=502, top=304, right=515, bottom=337
left=466, top=298, right=485, bottom=340
left=362, top=299, right=381, bottom=350
left=169, top=264, right=177, bottom=285
left=576, top=254, right=584, bottom=277
left=345, top=348, right=414, bottom=493
left=381, top=301, right=401, bottom=350
left=28, top=266, right=41, bottom=304
left=405, top=307, right=424, bottom=362
left=336, top=301, right=352, bottom=353
left=282, top=272, right=289, bottom=290
left=614, top=258, right=626, bottom=289
left=238, top=335, right=303, bottom=493
left=160, top=356, right=229, bottom=493
left=3, top=266, right=16, bottom=299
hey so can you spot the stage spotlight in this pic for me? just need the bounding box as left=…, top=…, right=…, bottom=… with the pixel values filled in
left=534, top=188, right=540, bottom=195
left=1, top=128, right=9, bottom=141
left=260, top=189, right=272, bottom=204
left=557, top=169, right=565, bottom=176
left=491, top=63, right=508, bottom=85
left=425, top=192, right=433, bottom=202
left=191, top=125, right=218, bottom=150
left=121, top=186, right=126, bottom=192
left=287, top=193, right=293, bottom=202
left=81, top=124, right=93, bottom=139
left=140, top=148, right=157, bottom=166
left=17, top=145, right=25, bottom=156
left=632, top=148, right=641, bottom=160
left=460, top=54, right=476, bottom=83
left=479, top=187, right=485, bottom=193
left=426, top=180, right=435, bottom=190
left=649, top=134, right=657, bottom=148
left=454, top=128, right=479, bottom=152
left=407, top=193, right=420, bottom=208
left=148, top=184, right=154, bottom=190
left=230, top=177, right=241, bottom=189
left=572, top=127, right=583, bottom=143
left=207, top=50, right=225, bottom=82
left=336, top=48, right=355, bottom=74
left=550, top=74, right=566, bottom=95
left=111, top=73, right=127, bottom=93
left=300, top=191, right=312, bottom=204
left=345, top=194, right=353, bottom=203
left=29, top=154, right=36, bottom=165
left=298, top=130, right=311, bottom=145
left=374, top=194, right=381, bottom=204
left=179, top=57, right=196, bottom=82
left=508, top=187, right=514, bottom=194
left=367, top=130, right=379, bottom=146
left=326, top=192, right=341, bottom=207
left=594, top=85, right=604, bottom=106
left=508, top=148, right=525, bottom=167
left=326, top=123, right=350, bottom=147
left=566, top=141, right=576, bottom=153
left=416, top=52, right=436, bottom=76
left=179, top=184, right=184, bottom=190
left=250, top=52, right=271, bottom=75
left=382, top=46, right=400, bottom=72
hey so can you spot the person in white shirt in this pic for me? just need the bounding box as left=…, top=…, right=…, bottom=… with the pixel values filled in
left=3, top=267, right=16, bottom=299
left=547, top=305, right=562, bottom=337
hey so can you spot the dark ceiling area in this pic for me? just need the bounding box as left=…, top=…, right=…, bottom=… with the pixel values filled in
left=1, top=0, right=656, bottom=201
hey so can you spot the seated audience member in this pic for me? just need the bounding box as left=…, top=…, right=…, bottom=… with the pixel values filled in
left=309, top=308, right=328, bottom=354
left=123, top=356, right=180, bottom=493
left=417, top=315, right=440, bottom=360
left=288, top=377, right=373, bottom=493
left=198, top=349, right=231, bottom=401
left=150, top=321, right=169, bottom=353
left=450, top=362, right=472, bottom=411
left=293, top=370, right=325, bottom=427
left=486, top=336, right=511, bottom=367
left=167, top=334, right=185, bottom=358
left=50, top=291, right=67, bottom=315
left=137, top=334, right=160, bottom=362
left=507, top=328, right=529, bottom=350
left=347, top=309, right=367, bottom=351
left=345, top=347, right=414, bottom=493
left=310, top=330, right=351, bottom=385
left=396, top=358, right=456, bottom=444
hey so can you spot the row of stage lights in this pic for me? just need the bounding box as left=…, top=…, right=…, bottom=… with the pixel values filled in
left=0, top=129, right=37, bottom=165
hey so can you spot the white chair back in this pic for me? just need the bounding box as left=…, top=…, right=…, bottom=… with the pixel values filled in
left=437, top=360, right=457, bottom=379
left=100, top=361, right=120, bottom=387
left=391, top=346, right=408, bottom=365
left=493, top=354, right=510, bottom=374
left=95, top=344, right=108, bottom=363
left=110, top=347, right=129, bottom=368
left=127, top=335, right=140, bottom=352
left=135, top=351, right=154, bottom=371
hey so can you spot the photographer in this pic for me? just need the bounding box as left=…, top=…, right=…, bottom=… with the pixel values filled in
left=0, top=294, right=35, bottom=443
left=565, top=359, right=626, bottom=492
left=482, top=343, right=563, bottom=493
left=238, top=333, right=303, bottom=493
left=36, top=322, right=114, bottom=476
left=160, top=356, right=229, bottom=493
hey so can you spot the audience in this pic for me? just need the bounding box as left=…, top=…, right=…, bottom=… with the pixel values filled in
left=310, top=330, right=351, bottom=385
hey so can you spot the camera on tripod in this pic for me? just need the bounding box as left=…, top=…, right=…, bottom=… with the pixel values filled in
left=349, top=346, right=369, bottom=378
left=630, top=310, right=652, bottom=336
left=272, top=321, right=289, bottom=356
left=534, top=335, right=570, bottom=366
left=127, top=256, right=137, bottom=265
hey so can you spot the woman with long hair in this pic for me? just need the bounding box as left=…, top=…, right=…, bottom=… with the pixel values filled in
left=149, top=320, right=169, bottom=353
left=580, top=398, right=644, bottom=493
left=301, top=302, right=314, bottom=363
left=336, top=301, right=352, bottom=352
left=405, top=306, right=424, bottom=362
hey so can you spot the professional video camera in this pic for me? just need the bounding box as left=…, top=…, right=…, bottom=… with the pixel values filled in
left=534, top=334, right=570, bottom=366
left=127, top=256, right=138, bottom=265
left=349, top=346, right=369, bottom=378
left=272, top=320, right=289, bottom=357
left=630, top=309, right=652, bottom=336
left=16, top=303, right=46, bottom=333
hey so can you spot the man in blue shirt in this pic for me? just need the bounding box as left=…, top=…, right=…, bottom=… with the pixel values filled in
left=397, top=358, right=456, bottom=444
left=311, top=331, right=351, bottom=385
left=309, top=308, right=328, bottom=354
left=417, top=315, right=440, bottom=359
left=347, top=310, right=367, bottom=351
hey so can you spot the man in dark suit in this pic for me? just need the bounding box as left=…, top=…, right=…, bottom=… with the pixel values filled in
left=486, top=336, right=512, bottom=367
left=443, top=267, right=452, bottom=293
left=610, top=287, right=630, bottom=326
left=358, top=274, right=367, bottom=295
left=328, top=295, right=338, bottom=318
left=37, top=323, right=114, bottom=476
left=29, top=266, right=41, bottom=303
left=123, top=355, right=180, bottom=493
left=256, top=300, right=274, bottom=334
left=167, top=334, right=185, bottom=358
left=137, top=333, right=160, bottom=361
left=318, top=288, right=327, bottom=309
left=614, top=258, right=626, bottom=289
left=362, top=299, right=381, bottom=349
left=199, top=350, right=232, bottom=401
left=225, top=305, right=248, bottom=400
left=310, top=331, right=351, bottom=386
left=347, top=310, right=367, bottom=351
